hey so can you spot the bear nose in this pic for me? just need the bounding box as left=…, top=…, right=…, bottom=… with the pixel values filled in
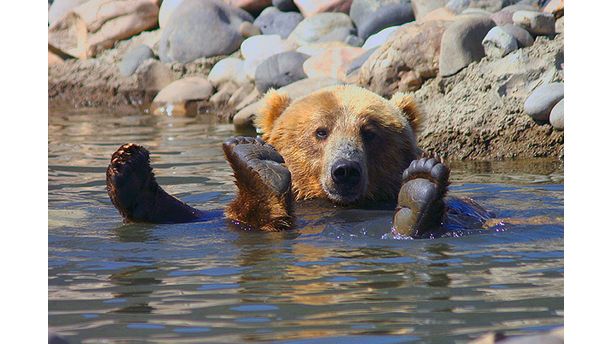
left=331, top=160, right=361, bottom=187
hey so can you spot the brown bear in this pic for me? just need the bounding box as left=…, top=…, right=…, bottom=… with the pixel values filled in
left=106, top=85, right=490, bottom=237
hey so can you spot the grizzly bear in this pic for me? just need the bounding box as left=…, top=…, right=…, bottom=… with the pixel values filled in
left=106, top=85, right=490, bottom=237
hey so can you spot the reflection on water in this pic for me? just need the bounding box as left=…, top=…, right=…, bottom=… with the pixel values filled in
left=49, top=109, right=563, bottom=343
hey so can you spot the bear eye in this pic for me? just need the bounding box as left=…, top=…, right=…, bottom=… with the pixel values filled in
left=315, top=128, right=328, bottom=140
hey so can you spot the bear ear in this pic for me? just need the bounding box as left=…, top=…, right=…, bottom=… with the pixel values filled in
left=255, top=89, right=292, bottom=135
left=390, top=92, right=422, bottom=135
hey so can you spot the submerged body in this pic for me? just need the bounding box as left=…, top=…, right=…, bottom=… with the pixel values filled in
left=106, top=85, right=492, bottom=237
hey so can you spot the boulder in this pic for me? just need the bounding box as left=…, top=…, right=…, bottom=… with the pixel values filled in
left=549, top=98, right=563, bottom=130
left=119, top=44, right=154, bottom=77
left=255, top=51, right=309, bottom=92
left=349, top=0, right=414, bottom=39
left=254, top=7, right=304, bottom=38
left=225, top=0, right=272, bottom=14
left=159, top=0, right=184, bottom=29
left=303, top=47, right=365, bottom=80
left=233, top=77, right=342, bottom=130
left=48, top=0, right=159, bottom=58
left=411, top=0, right=447, bottom=21
left=208, top=57, right=250, bottom=87
left=358, top=20, right=450, bottom=96
left=48, top=0, right=89, bottom=26
left=499, top=24, right=534, bottom=48
left=512, top=10, right=555, bottom=36
left=482, top=26, right=518, bottom=58
left=524, top=82, right=564, bottom=121
left=439, top=15, right=496, bottom=77
left=293, top=0, right=352, bottom=18
left=159, top=0, right=253, bottom=63
left=151, top=77, right=214, bottom=116
left=272, top=0, right=299, bottom=12
left=241, top=35, right=296, bottom=79
left=288, top=12, right=356, bottom=46
left=362, top=26, right=400, bottom=50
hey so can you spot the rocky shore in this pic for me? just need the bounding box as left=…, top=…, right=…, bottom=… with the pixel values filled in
left=48, top=0, right=564, bottom=161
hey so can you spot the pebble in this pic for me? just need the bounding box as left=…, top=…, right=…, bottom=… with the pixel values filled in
left=208, top=57, right=249, bottom=87
left=255, top=51, right=310, bottom=92
left=512, top=10, right=555, bottom=36
left=549, top=98, right=563, bottom=130
left=499, top=24, right=534, bottom=48
left=439, top=15, right=496, bottom=77
left=482, top=26, right=518, bottom=58
left=288, top=12, right=355, bottom=46
left=362, top=26, right=400, bottom=50
left=119, top=44, right=154, bottom=76
left=254, top=8, right=304, bottom=38
left=524, top=82, right=564, bottom=121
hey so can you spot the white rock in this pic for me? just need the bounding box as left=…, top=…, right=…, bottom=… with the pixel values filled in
left=240, top=35, right=295, bottom=80
left=208, top=57, right=249, bottom=87
left=482, top=26, right=518, bottom=58
left=362, top=26, right=400, bottom=51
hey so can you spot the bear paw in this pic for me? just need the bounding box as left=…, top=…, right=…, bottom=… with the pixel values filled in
left=222, top=136, right=293, bottom=231
left=392, top=154, right=450, bottom=238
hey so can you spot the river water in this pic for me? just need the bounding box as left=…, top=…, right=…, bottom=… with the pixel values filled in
left=48, top=109, right=563, bottom=343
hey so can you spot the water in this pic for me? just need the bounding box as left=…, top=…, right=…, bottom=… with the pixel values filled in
left=49, top=109, right=563, bottom=343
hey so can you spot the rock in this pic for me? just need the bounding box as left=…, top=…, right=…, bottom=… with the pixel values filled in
left=362, top=25, right=400, bottom=50
left=239, top=22, right=262, bottom=37
left=159, top=0, right=252, bottom=63
left=233, top=77, right=342, bottom=129
left=303, top=47, right=365, bottom=81
left=48, top=0, right=89, bottom=26
left=461, top=8, right=492, bottom=16
left=241, top=35, right=296, bottom=79
left=482, top=26, right=518, bottom=58
left=273, top=0, right=299, bottom=12
left=208, top=57, right=250, bottom=87
left=524, top=82, right=564, bottom=121
left=225, top=0, right=272, bottom=14
left=159, top=0, right=184, bottom=29
left=555, top=16, right=563, bottom=34
left=446, top=0, right=470, bottom=13
left=490, top=4, right=537, bottom=26
left=549, top=98, right=563, bottom=130
left=542, top=0, right=563, bottom=18
left=228, top=82, right=257, bottom=108
left=344, top=48, right=377, bottom=75
left=136, top=59, right=176, bottom=93
left=48, top=50, right=64, bottom=65
left=210, top=82, right=239, bottom=107
left=349, top=0, right=414, bottom=39
left=235, top=86, right=261, bottom=111
left=293, top=0, right=352, bottom=18
left=418, top=7, right=456, bottom=23
left=512, top=10, right=555, bottom=36
left=151, top=77, right=214, bottom=116
left=254, top=8, right=304, bottom=38
left=439, top=15, right=496, bottom=77
left=359, top=20, right=450, bottom=96
left=448, top=0, right=522, bottom=13
left=288, top=12, right=355, bottom=46
left=48, top=0, right=159, bottom=58
left=119, top=44, right=154, bottom=77
left=500, top=24, right=534, bottom=47
left=344, top=34, right=364, bottom=47
left=297, top=41, right=351, bottom=56
left=412, top=0, right=447, bottom=21
left=255, top=51, right=309, bottom=92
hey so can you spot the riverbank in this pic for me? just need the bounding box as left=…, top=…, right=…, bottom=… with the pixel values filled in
left=48, top=0, right=564, bottom=161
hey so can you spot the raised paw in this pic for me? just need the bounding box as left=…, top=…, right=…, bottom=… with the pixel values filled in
left=223, top=136, right=293, bottom=231
left=393, top=154, right=450, bottom=238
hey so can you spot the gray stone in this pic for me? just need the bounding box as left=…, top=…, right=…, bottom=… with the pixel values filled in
left=512, top=10, right=555, bottom=36
left=288, top=12, right=356, bottom=46
left=412, top=0, right=447, bottom=21
left=159, top=0, right=184, bottom=29
left=239, top=22, right=262, bottom=37
left=500, top=23, right=534, bottom=47
left=524, top=82, right=564, bottom=121
left=549, top=98, right=563, bottom=130
left=350, top=0, right=414, bottom=39
left=119, top=44, right=154, bottom=76
left=362, top=25, right=400, bottom=50
left=490, top=4, right=537, bottom=26
left=255, top=51, right=309, bottom=92
left=254, top=8, right=304, bottom=38
left=208, top=57, right=249, bottom=87
left=482, top=26, right=518, bottom=58
left=345, top=34, right=365, bottom=47
left=159, top=0, right=253, bottom=63
left=272, top=0, right=298, bottom=12
left=345, top=48, right=377, bottom=75
left=439, top=15, right=496, bottom=76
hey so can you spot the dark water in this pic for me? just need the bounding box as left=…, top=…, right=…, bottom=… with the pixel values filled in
left=48, top=109, right=563, bottom=343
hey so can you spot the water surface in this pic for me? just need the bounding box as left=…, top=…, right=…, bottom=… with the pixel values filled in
left=49, top=109, right=563, bottom=343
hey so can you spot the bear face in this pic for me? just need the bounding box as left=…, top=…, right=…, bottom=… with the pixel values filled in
left=255, top=85, right=423, bottom=205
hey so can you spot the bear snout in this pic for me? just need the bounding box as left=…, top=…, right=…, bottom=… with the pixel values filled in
left=331, top=159, right=361, bottom=188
